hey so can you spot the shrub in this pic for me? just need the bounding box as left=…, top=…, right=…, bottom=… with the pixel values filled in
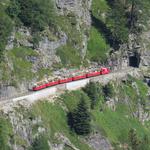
left=0, top=13, right=13, bottom=61
left=83, top=82, right=102, bottom=109
left=31, top=135, right=49, bottom=150
left=103, top=82, right=114, bottom=98
left=7, top=0, right=55, bottom=31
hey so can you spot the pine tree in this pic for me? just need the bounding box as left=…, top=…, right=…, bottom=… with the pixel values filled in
left=71, top=97, right=91, bottom=135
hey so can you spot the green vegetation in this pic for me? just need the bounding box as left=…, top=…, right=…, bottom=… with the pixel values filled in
left=91, top=0, right=150, bottom=50
left=103, top=82, right=114, bottom=98
left=3, top=47, right=52, bottom=83
left=56, top=44, right=82, bottom=67
left=0, top=78, right=148, bottom=149
left=1, top=0, right=150, bottom=66
left=128, top=128, right=141, bottom=150
left=68, top=96, right=91, bottom=135
left=0, top=4, right=13, bottom=61
left=0, top=116, right=13, bottom=150
left=128, top=128, right=150, bottom=150
left=55, top=15, right=84, bottom=67
left=30, top=100, right=92, bottom=150
left=81, top=80, right=149, bottom=149
left=56, top=15, right=82, bottom=47
left=92, top=107, right=150, bottom=149
left=87, top=27, right=109, bottom=62
left=92, top=0, right=109, bottom=21
left=83, top=82, right=103, bottom=109
left=7, top=47, right=37, bottom=81
left=60, top=90, right=91, bottom=112
left=106, top=0, right=129, bottom=44
left=60, top=80, right=150, bottom=148
left=7, top=0, right=55, bottom=31
left=0, top=0, right=56, bottom=63
left=119, top=77, right=149, bottom=113
left=31, top=135, right=49, bottom=150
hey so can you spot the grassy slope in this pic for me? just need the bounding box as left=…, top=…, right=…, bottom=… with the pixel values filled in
left=31, top=100, right=92, bottom=150
left=87, top=27, right=109, bottom=62
left=87, top=0, right=110, bottom=62
left=56, top=44, right=81, bottom=67
left=1, top=47, right=52, bottom=85
left=93, top=79, right=150, bottom=148
left=92, top=108, right=149, bottom=144
left=0, top=116, right=13, bottom=150
left=91, top=0, right=109, bottom=22
left=7, top=47, right=37, bottom=81
left=2, top=78, right=148, bottom=149
left=55, top=15, right=83, bottom=67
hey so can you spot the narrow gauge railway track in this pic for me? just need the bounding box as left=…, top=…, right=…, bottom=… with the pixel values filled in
left=0, top=67, right=140, bottom=104
left=32, top=67, right=110, bottom=91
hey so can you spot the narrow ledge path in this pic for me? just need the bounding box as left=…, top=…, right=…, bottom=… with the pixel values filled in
left=0, top=67, right=143, bottom=107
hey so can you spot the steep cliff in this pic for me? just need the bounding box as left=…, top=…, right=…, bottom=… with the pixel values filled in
left=0, top=1, right=150, bottom=149
left=0, top=0, right=150, bottom=98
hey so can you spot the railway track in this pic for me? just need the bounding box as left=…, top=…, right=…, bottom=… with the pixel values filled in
left=0, top=67, right=142, bottom=105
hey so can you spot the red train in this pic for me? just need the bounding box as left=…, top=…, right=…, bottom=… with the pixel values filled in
left=32, top=67, right=110, bottom=91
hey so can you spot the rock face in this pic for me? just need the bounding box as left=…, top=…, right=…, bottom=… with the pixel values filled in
left=0, top=86, right=18, bottom=100
left=56, top=0, right=92, bottom=27
left=1, top=0, right=150, bottom=100
left=140, top=50, right=150, bottom=67
left=0, top=83, right=29, bottom=101
left=5, top=27, right=67, bottom=69
left=55, top=0, right=92, bottom=58
left=51, top=133, right=79, bottom=150
left=140, top=30, right=150, bottom=67
left=1, top=102, right=81, bottom=150
left=5, top=107, right=45, bottom=149
left=85, top=133, right=112, bottom=150
left=5, top=0, right=92, bottom=69
left=36, top=32, right=67, bottom=68
left=6, top=27, right=33, bottom=50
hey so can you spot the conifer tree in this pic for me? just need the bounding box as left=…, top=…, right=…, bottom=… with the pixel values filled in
left=71, top=97, right=91, bottom=135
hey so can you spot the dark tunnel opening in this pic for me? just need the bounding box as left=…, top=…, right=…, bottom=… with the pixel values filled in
left=129, top=52, right=140, bottom=68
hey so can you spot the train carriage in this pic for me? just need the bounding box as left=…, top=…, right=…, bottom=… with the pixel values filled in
left=59, top=77, right=73, bottom=84
left=32, top=67, right=110, bottom=91
left=72, top=74, right=87, bottom=81
left=86, top=71, right=100, bottom=78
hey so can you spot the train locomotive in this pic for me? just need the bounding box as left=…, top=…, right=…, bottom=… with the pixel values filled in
left=32, top=67, right=110, bottom=91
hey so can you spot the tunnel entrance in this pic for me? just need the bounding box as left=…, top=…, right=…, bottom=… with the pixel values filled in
left=129, top=52, right=140, bottom=68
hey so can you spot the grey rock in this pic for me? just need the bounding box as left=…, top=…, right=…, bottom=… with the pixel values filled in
left=85, top=133, right=112, bottom=150
left=5, top=31, right=15, bottom=50
left=35, top=32, right=67, bottom=68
